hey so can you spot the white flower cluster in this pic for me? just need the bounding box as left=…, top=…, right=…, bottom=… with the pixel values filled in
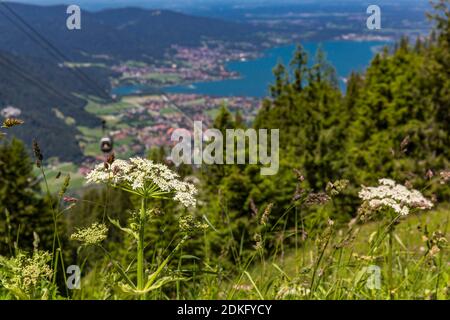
left=71, top=222, right=108, bottom=245
left=276, top=284, right=310, bottom=299
left=440, top=171, right=450, bottom=184
left=358, top=178, right=433, bottom=216
left=86, top=157, right=197, bottom=207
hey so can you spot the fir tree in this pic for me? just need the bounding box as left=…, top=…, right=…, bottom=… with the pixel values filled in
left=0, top=138, right=54, bottom=255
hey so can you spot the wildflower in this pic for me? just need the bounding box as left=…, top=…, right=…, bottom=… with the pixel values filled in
left=426, top=169, right=434, bottom=180
left=358, top=178, right=433, bottom=216
left=0, top=250, right=53, bottom=298
left=2, top=118, right=24, bottom=128
left=63, top=196, right=78, bottom=203
left=86, top=157, right=197, bottom=207
left=326, top=179, right=349, bottom=196
left=276, top=284, right=310, bottom=299
left=428, top=245, right=441, bottom=258
left=440, top=171, right=450, bottom=184
left=21, top=252, right=52, bottom=288
left=378, top=178, right=396, bottom=187
left=70, top=222, right=108, bottom=245
left=179, top=215, right=208, bottom=235
left=426, top=231, right=448, bottom=254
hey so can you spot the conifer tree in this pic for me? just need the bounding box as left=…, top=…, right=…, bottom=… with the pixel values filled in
left=0, top=139, right=54, bottom=255
left=270, top=62, right=289, bottom=99
left=290, top=44, right=308, bottom=92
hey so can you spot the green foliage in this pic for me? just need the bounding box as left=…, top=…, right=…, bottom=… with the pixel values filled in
left=197, top=6, right=450, bottom=265
left=0, top=0, right=449, bottom=301
left=0, top=250, right=57, bottom=300
left=0, top=139, right=54, bottom=255
left=344, top=33, right=449, bottom=201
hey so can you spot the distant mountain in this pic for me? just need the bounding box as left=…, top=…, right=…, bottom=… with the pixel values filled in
left=0, top=2, right=262, bottom=161
left=0, top=2, right=261, bottom=62
left=0, top=51, right=114, bottom=161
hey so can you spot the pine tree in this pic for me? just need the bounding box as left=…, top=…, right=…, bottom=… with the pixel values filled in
left=270, top=61, right=289, bottom=98
left=290, top=44, right=308, bottom=92
left=0, top=138, right=54, bottom=255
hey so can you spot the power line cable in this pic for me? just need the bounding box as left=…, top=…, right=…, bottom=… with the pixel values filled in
left=0, top=1, right=110, bottom=100
left=154, top=88, right=194, bottom=126
left=1, top=1, right=195, bottom=128
left=0, top=54, right=79, bottom=105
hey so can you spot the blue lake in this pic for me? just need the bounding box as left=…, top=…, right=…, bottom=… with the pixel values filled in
left=114, top=41, right=390, bottom=97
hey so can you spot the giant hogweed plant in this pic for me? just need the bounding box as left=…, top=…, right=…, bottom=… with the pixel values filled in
left=354, top=178, right=435, bottom=298
left=229, top=175, right=441, bottom=300
left=0, top=250, right=57, bottom=300
left=72, top=156, right=206, bottom=298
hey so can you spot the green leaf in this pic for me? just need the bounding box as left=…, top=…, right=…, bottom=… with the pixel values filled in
left=108, top=216, right=138, bottom=240
left=244, top=271, right=264, bottom=300
left=179, top=255, right=201, bottom=261
left=202, top=215, right=218, bottom=232
left=121, top=277, right=188, bottom=295
left=144, top=236, right=189, bottom=291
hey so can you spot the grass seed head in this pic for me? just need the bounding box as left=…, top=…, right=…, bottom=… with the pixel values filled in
left=32, top=139, right=43, bottom=167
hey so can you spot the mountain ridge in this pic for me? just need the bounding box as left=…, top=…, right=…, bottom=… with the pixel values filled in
left=0, top=2, right=264, bottom=161
left=0, top=2, right=261, bottom=62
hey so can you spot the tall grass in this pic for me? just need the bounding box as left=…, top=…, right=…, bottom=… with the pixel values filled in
left=0, top=153, right=448, bottom=300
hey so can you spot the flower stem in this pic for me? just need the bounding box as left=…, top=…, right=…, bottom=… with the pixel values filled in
left=40, top=167, right=68, bottom=296
left=388, top=228, right=394, bottom=300
left=137, top=196, right=146, bottom=297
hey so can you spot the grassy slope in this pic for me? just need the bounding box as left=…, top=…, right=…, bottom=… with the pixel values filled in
left=34, top=162, right=85, bottom=195
left=229, top=208, right=449, bottom=300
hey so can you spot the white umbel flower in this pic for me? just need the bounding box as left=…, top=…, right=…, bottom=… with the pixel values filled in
left=276, top=284, right=310, bottom=299
left=358, top=178, right=433, bottom=216
left=70, top=222, right=108, bottom=245
left=86, top=157, right=197, bottom=207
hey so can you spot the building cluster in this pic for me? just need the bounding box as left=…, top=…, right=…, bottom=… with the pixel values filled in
left=77, top=93, right=261, bottom=174
left=111, top=44, right=257, bottom=86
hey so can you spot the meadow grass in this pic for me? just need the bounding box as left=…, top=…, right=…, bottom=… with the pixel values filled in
left=1, top=150, right=448, bottom=300
left=223, top=208, right=449, bottom=300
left=70, top=205, right=448, bottom=300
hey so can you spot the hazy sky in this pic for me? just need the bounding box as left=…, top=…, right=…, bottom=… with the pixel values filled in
left=11, top=0, right=427, bottom=12
left=8, top=1, right=239, bottom=10
left=10, top=0, right=424, bottom=7
left=6, top=1, right=319, bottom=11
